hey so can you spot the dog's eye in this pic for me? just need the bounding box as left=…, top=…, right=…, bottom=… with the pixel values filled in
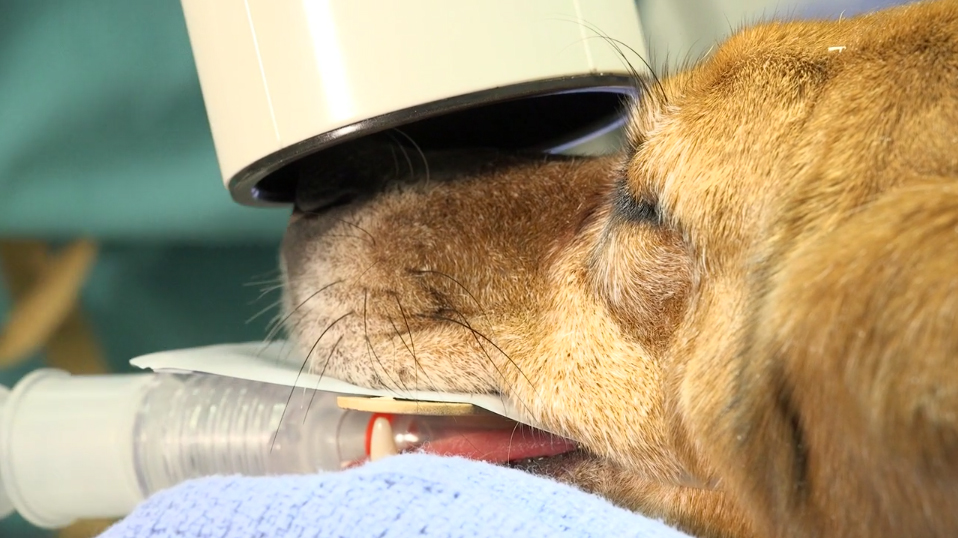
left=613, top=181, right=661, bottom=225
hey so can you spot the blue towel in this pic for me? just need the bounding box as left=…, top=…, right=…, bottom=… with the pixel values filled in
left=98, top=454, right=691, bottom=538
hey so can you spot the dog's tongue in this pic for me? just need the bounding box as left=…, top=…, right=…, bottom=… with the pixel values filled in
left=418, top=426, right=577, bottom=463
left=373, top=414, right=577, bottom=464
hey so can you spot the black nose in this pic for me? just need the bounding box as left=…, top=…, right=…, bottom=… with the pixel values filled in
left=293, top=190, right=360, bottom=215
left=290, top=135, right=412, bottom=216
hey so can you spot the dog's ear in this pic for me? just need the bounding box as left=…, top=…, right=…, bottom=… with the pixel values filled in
left=721, top=177, right=958, bottom=537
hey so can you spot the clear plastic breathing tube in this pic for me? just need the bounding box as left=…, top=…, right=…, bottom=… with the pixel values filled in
left=0, top=369, right=573, bottom=529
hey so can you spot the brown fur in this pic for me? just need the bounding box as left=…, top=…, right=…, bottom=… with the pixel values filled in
left=281, top=2, right=958, bottom=536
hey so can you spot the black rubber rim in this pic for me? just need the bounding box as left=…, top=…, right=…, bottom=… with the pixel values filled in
left=229, top=74, right=638, bottom=207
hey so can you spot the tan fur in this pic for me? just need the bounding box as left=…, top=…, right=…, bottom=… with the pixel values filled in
left=281, top=2, right=958, bottom=536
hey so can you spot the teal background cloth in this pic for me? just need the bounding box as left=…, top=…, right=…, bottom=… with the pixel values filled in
left=0, top=1, right=289, bottom=241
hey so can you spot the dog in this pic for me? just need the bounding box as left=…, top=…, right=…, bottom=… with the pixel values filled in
left=280, top=1, right=958, bottom=536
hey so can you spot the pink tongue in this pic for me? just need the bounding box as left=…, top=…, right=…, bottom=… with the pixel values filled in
left=418, top=428, right=577, bottom=463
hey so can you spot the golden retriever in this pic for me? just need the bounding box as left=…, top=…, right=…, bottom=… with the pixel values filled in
left=280, top=1, right=958, bottom=536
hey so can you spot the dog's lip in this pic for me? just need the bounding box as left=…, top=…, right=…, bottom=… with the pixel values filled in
left=503, top=448, right=593, bottom=477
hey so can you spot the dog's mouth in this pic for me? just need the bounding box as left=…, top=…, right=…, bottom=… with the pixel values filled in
left=416, top=419, right=579, bottom=465
left=353, top=409, right=584, bottom=475
left=417, top=421, right=589, bottom=479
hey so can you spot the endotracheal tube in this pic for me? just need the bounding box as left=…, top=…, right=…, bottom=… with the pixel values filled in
left=0, top=369, right=573, bottom=529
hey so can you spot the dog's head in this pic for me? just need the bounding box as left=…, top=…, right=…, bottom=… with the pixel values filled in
left=281, top=2, right=958, bottom=536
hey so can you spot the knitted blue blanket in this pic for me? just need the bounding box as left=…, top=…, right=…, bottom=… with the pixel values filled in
left=98, top=454, right=692, bottom=538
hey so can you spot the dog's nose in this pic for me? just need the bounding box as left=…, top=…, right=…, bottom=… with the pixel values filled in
left=289, top=141, right=403, bottom=221
left=292, top=184, right=363, bottom=224
left=293, top=191, right=360, bottom=219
